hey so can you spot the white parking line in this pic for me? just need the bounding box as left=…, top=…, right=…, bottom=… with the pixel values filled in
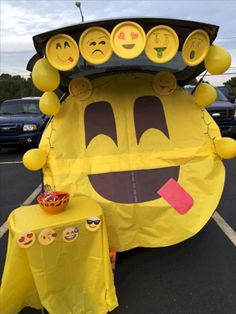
left=0, top=161, right=23, bottom=165
left=212, top=212, right=236, bottom=246
left=0, top=184, right=42, bottom=239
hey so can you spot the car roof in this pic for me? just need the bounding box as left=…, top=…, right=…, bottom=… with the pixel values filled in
left=27, top=17, right=219, bottom=92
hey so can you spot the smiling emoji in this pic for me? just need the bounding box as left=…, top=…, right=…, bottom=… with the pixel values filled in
left=145, top=25, right=179, bottom=63
left=17, top=231, right=36, bottom=248
left=41, top=72, right=225, bottom=252
left=111, top=21, right=146, bottom=59
left=46, top=33, right=79, bottom=71
left=79, top=27, right=112, bottom=64
left=152, top=72, right=177, bottom=96
left=69, top=77, right=92, bottom=100
left=86, top=216, right=101, bottom=232
left=62, top=227, right=79, bottom=242
left=38, top=228, right=57, bottom=245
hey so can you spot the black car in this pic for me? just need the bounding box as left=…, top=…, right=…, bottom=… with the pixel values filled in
left=186, top=86, right=236, bottom=138
left=0, top=97, right=49, bottom=150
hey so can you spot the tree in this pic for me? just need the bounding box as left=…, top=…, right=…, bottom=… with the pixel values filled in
left=0, top=74, right=42, bottom=104
left=223, top=76, right=236, bottom=96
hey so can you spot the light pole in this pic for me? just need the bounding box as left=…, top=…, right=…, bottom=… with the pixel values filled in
left=75, top=1, right=84, bottom=22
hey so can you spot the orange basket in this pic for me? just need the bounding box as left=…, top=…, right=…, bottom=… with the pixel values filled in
left=37, top=192, right=70, bottom=214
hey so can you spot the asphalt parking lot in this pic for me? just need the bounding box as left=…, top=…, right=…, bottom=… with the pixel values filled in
left=0, top=147, right=236, bottom=314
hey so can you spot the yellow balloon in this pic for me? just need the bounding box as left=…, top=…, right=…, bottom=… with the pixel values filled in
left=194, top=83, right=217, bottom=106
left=204, top=45, right=231, bottom=75
left=32, top=58, right=60, bottom=91
left=39, top=92, right=61, bottom=115
left=215, top=137, right=236, bottom=159
left=23, top=149, right=47, bottom=171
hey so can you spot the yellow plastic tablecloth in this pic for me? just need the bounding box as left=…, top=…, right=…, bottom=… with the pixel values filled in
left=0, top=196, right=118, bottom=314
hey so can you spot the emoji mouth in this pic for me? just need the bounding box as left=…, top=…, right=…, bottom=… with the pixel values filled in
left=65, top=235, right=76, bottom=240
left=190, top=50, right=195, bottom=59
left=122, top=44, right=135, bottom=49
left=89, top=166, right=179, bottom=203
left=92, top=49, right=104, bottom=55
left=24, top=240, right=33, bottom=245
left=154, top=47, right=167, bottom=57
left=57, top=55, right=73, bottom=63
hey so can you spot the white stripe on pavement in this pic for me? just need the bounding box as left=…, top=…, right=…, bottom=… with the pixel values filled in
left=212, top=211, right=236, bottom=246
left=0, top=161, right=23, bottom=165
left=0, top=184, right=42, bottom=239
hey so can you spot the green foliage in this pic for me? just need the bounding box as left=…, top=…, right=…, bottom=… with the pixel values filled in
left=0, top=74, right=42, bottom=104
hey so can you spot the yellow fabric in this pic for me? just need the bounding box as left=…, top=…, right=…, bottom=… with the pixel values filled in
left=40, top=73, right=225, bottom=251
left=0, top=196, right=118, bottom=314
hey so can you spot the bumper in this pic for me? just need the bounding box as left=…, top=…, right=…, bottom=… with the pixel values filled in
left=0, top=132, right=41, bottom=147
left=220, top=122, right=236, bottom=137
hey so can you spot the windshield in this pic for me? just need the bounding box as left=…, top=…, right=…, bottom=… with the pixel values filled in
left=216, top=88, right=228, bottom=101
left=0, top=99, right=40, bottom=114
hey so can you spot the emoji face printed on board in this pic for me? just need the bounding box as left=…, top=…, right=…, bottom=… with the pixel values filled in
left=145, top=25, right=179, bottom=63
left=38, top=228, right=57, bottom=245
left=182, top=30, right=210, bottom=66
left=110, top=21, right=146, bottom=59
left=46, top=34, right=79, bottom=71
left=62, top=227, right=79, bottom=242
left=86, top=216, right=101, bottom=232
left=69, top=77, right=92, bottom=100
left=79, top=27, right=112, bottom=64
left=152, top=72, right=177, bottom=96
left=17, top=231, right=36, bottom=248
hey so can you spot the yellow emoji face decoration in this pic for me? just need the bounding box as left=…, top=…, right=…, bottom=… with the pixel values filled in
left=110, top=21, right=146, bottom=59
left=79, top=27, right=112, bottom=64
left=62, top=227, right=79, bottom=242
left=69, top=77, right=92, bottom=99
left=145, top=25, right=179, bottom=63
left=182, top=29, right=210, bottom=66
left=46, top=34, right=79, bottom=71
left=17, top=231, right=36, bottom=248
left=38, top=228, right=57, bottom=245
left=152, top=72, right=177, bottom=96
left=86, top=216, right=101, bottom=232
left=41, top=72, right=224, bottom=252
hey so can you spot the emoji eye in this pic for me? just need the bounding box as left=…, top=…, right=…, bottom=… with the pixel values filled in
left=19, top=236, right=25, bottom=242
left=89, top=41, right=96, bottom=46
left=134, top=96, right=169, bottom=144
left=87, top=220, right=93, bottom=224
left=118, top=32, right=125, bottom=40
left=99, top=40, right=106, bottom=45
left=94, top=220, right=100, bottom=225
left=27, top=233, right=33, bottom=238
left=56, top=43, right=62, bottom=49
left=64, top=41, right=70, bottom=48
left=84, top=102, right=117, bottom=147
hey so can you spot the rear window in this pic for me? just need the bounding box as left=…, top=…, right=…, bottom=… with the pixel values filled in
left=0, top=99, right=40, bottom=114
left=69, top=51, right=187, bottom=78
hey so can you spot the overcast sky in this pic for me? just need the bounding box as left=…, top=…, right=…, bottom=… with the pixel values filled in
left=1, top=0, right=236, bottom=85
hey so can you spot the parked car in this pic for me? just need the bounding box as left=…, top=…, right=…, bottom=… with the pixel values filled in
left=216, top=85, right=235, bottom=104
left=0, top=97, right=49, bottom=150
left=185, top=85, right=236, bottom=138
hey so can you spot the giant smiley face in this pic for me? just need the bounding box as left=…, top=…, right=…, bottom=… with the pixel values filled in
left=40, top=73, right=225, bottom=252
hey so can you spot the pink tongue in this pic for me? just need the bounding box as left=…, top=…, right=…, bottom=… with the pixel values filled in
left=157, top=178, right=193, bottom=215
